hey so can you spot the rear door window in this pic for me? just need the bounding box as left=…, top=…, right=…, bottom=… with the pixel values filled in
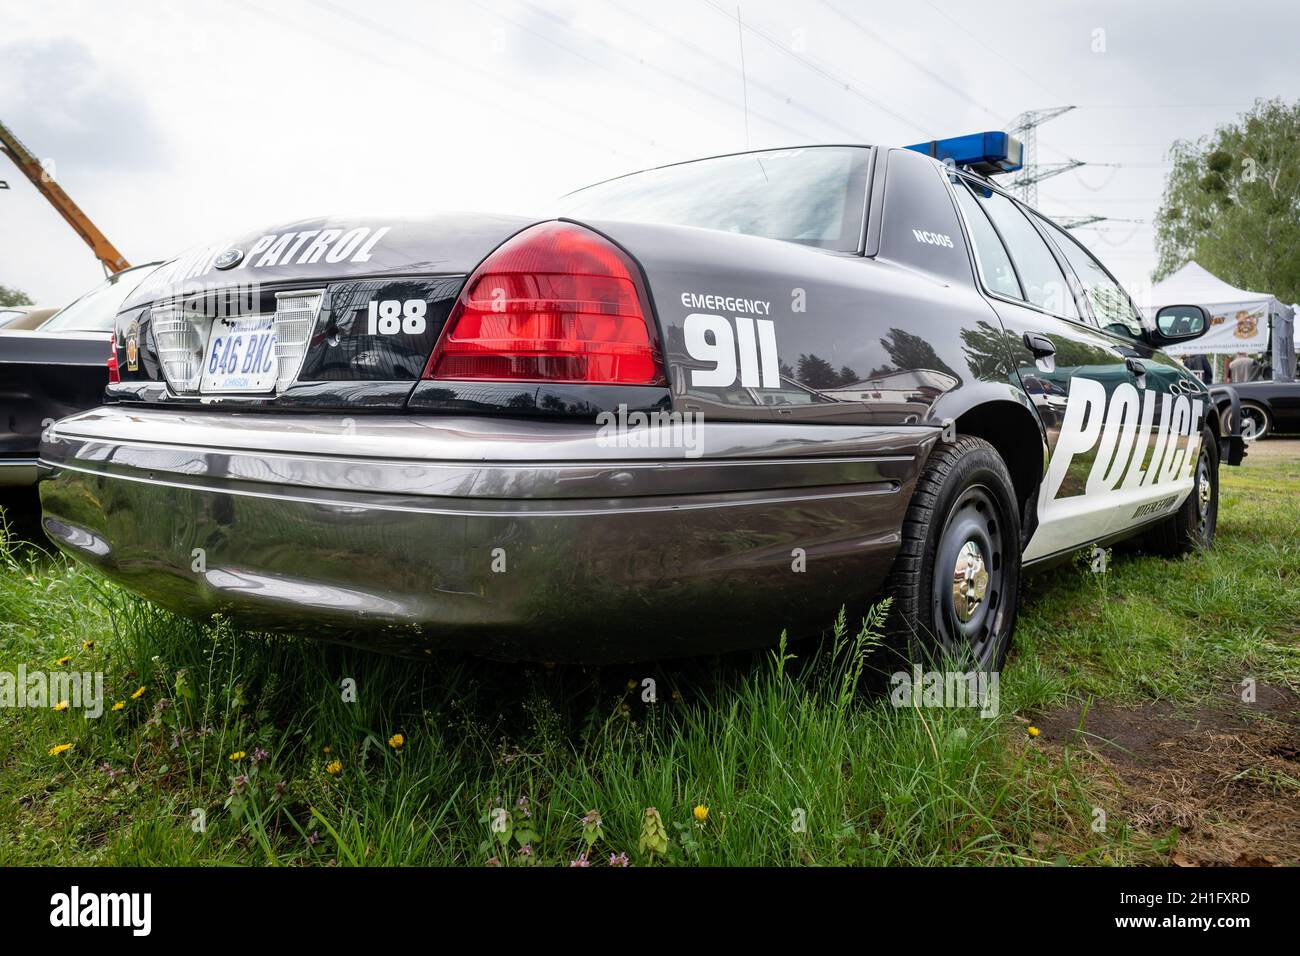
left=962, top=182, right=1078, bottom=320
left=951, top=181, right=1021, bottom=298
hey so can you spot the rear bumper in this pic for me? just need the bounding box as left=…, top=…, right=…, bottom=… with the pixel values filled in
left=39, top=406, right=935, bottom=661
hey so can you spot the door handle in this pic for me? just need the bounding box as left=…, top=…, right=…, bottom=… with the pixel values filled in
left=1023, top=332, right=1056, bottom=357
left=1125, top=357, right=1147, bottom=376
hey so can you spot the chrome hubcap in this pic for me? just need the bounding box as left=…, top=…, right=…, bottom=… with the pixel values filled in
left=932, top=484, right=1005, bottom=668
left=951, top=540, right=989, bottom=623
left=1198, top=471, right=1212, bottom=521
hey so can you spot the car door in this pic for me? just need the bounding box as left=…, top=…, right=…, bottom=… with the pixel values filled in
left=1034, top=215, right=1206, bottom=538
left=948, top=175, right=1142, bottom=562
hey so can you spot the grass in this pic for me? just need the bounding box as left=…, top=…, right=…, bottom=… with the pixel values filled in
left=0, top=444, right=1296, bottom=866
left=1007, top=440, right=1300, bottom=706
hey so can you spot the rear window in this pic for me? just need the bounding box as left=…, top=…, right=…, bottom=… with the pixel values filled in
left=558, top=146, right=871, bottom=252
left=964, top=183, right=1078, bottom=320
left=40, top=266, right=157, bottom=333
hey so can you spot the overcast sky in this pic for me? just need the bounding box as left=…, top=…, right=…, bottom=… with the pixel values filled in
left=2, top=0, right=1296, bottom=306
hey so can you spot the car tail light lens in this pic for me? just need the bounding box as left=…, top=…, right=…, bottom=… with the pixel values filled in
left=424, top=221, right=665, bottom=385
left=150, top=301, right=205, bottom=392
left=107, top=333, right=120, bottom=384
left=272, top=291, right=323, bottom=392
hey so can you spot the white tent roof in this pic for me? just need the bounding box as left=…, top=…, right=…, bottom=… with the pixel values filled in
left=1141, top=261, right=1291, bottom=355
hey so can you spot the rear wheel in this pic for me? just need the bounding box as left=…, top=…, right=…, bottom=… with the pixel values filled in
left=1139, top=424, right=1218, bottom=555
left=883, top=436, right=1022, bottom=672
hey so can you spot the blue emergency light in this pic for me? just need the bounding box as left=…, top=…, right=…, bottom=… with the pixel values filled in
left=905, top=131, right=1023, bottom=176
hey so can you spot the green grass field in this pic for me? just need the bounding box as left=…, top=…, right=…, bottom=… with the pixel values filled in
left=1, top=443, right=1296, bottom=866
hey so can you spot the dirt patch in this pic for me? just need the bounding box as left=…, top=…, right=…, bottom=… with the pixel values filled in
left=1033, top=683, right=1300, bottom=865
left=1236, top=437, right=1300, bottom=464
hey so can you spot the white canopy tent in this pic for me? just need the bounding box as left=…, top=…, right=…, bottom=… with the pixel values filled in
left=1140, top=261, right=1294, bottom=381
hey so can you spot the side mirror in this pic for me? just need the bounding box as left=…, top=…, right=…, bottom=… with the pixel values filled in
left=1149, top=304, right=1209, bottom=345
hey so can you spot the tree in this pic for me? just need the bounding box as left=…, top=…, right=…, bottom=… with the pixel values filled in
left=1153, top=97, right=1300, bottom=302
left=795, top=353, right=857, bottom=389
left=0, top=284, right=33, bottom=307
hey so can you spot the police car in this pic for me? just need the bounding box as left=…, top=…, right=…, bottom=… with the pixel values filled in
left=37, top=136, right=1245, bottom=667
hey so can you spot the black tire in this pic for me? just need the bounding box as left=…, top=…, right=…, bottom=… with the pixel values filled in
left=882, top=435, right=1022, bottom=672
left=1219, top=401, right=1270, bottom=442
left=1139, top=424, right=1218, bottom=555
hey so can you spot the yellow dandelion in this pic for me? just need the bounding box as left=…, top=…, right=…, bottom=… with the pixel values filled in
left=52, top=700, right=70, bottom=712
left=326, top=760, right=342, bottom=775
left=48, top=743, right=73, bottom=756
left=1027, top=726, right=1041, bottom=738
left=322, top=745, right=333, bottom=754
left=388, top=733, right=404, bottom=750
left=82, top=640, right=95, bottom=650
left=693, top=804, right=709, bottom=822
left=229, top=751, right=246, bottom=761
left=626, top=679, right=637, bottom=691
left=55, top=655, right=71, bottom=667
left=130, top=686, right=146, bottom=700
left=111, top=701, right=125, bottom=712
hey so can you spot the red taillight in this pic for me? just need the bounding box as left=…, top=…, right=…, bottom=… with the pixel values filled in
left=107, top=333, right=120, bottom=384
left=424, top=221, right=665, bottom=385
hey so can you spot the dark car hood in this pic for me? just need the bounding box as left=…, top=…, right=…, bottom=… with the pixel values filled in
left=122, top=212, right=540, bottom=309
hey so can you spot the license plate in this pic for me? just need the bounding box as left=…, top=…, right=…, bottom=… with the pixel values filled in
left=199, top=315, right=278, bottom=393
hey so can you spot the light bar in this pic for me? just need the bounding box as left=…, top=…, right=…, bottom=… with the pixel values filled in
left=905, top=131, right=1023, bottom=175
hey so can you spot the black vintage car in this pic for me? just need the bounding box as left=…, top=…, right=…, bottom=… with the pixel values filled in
left=38, top=143, right=1243, bottom=666
left=1, top=263, right=159, bottom=487
left=1213, top=379, right=1300, bottom=440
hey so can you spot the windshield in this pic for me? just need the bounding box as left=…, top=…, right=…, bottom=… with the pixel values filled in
left=40, top=266, right=158, bottom=334
left=558, top=146, right=871, bottom=252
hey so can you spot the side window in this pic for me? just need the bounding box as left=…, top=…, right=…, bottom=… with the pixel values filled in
left=878, top=148, right=972, bottom=285
left=951, top=180, right=1021, bottom=298
left=966, top=184, right=1078, bottom=319
left=1039, top=218, right=1144, bottom=339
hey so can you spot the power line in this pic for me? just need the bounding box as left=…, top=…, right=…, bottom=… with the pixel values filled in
left=1075, top=103, right=1255, bottom=110
left=605, top=0, right=869, bottom=141
left=919, top=0, right=1066, bottom=104
left=302, top=0, right=693, bottom=160
left=819, top=0, right=1009, bottom=126
left=697, top=0, right=942, bottom=137
left=489, top=0, right=825, bottom=144
left=736, top=6, right=751, bottom=148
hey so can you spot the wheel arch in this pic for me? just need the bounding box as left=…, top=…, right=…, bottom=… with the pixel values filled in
left=951, top=400, right=1046, bottom=518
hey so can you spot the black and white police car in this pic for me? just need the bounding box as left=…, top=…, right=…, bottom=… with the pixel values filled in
left=38, top=134, right=1245, bottom=666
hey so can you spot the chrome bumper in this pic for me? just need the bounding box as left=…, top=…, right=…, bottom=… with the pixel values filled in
left=39, top=406, right=935, bottom=661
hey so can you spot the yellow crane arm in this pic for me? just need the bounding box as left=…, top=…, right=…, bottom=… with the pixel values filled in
left=0, top=119, right=131, bottom=274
